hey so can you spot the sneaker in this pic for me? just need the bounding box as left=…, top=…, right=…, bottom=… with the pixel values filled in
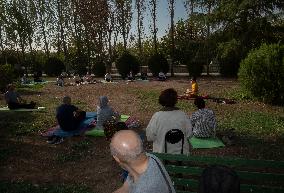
left=47, top=136, right=57, bottom=144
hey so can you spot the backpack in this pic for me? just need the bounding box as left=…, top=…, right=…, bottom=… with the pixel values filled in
left=199, top=165, right=240, bottom=193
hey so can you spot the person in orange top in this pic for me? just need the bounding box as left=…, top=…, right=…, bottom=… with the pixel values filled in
left=185, top=77, right=198, bottom=97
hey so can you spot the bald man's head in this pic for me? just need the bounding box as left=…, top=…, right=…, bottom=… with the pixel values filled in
left=110, top=130, right=144, bottom=163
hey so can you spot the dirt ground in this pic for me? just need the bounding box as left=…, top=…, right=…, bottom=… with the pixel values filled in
left=0, top=77, right=283, bottom=193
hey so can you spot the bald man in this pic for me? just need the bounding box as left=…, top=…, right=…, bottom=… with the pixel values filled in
left=110, top=130, right=176, bottom=193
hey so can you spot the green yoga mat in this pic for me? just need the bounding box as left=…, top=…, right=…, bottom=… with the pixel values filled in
left=188, top=136, right=225, bottom=149
left=0, top=106, right=46, bottom=112
left=85, top=114, right=130, bottom=137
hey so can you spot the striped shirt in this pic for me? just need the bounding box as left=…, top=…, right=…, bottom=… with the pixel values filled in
left=190, top=108, right=217, bottom=138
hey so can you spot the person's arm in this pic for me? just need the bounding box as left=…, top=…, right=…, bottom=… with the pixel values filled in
left=185, top=114, right=193, bottom=138
left=146, top=113, right=158, bottom=141
left=16, top=92, right=25, bottom=103
left=112, top=181, right=129, bottom=193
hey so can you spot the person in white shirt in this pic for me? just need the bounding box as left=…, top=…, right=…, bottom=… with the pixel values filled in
left=146, top=88, right=193, bottom=154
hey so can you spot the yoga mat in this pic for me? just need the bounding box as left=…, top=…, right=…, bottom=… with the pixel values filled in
left=188, top=136, right=225, bottom=149
left=100, top=80, right=118, bottom=84
left=42, top=112, right=97, bottom=137
left=0, top=106, right=46, bottom=112
left=85, top=114, right=130, bottom=137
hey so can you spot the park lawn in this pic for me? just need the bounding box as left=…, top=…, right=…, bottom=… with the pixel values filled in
left=0, top=76, right=283, bottom=193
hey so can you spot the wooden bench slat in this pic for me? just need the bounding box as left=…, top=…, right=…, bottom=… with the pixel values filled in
left=154, top=153, right=284, bottom=169
left=240, top=184, right=284, bottom=193
left=171, top=178, right=199, bottom=189
left=165, top=165, right=284, bottom=182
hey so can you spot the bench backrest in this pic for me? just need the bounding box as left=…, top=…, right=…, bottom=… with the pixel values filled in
left=154, top=153, right=284, bottom=193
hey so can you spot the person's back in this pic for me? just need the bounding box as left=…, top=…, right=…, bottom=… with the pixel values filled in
left=96, top=96, right=117, bottom=129
left=56, top=97, right=78, bottom=131
left=191, top=97, right=216, bottom=138
left=127, top=153, right=176, bottom=193
left=4, top=90, right=19, bottom=104
left=147, top=110, right=192, bottom=154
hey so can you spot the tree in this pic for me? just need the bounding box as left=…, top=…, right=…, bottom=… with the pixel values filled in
left=149, top=0, right=158, bottom=53
left=115, top=0, right=132, bottom=51
left=168, top=0, right=175, bottom=76
left=135, top=0, right=146, bottom=65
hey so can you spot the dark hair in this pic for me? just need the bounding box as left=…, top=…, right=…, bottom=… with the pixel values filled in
left=159, top=88, right=177, bottom=107
left=194, top=97, right=205, bottom=109
left=191, top=77, right=197, bottom=82
left=199, top=165, right=240, bottom=193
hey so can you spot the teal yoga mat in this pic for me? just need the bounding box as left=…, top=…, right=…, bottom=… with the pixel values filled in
left=0, top=106, right=46, bottom=112
left=85, top=114, right=130, bottom=137
left=188, top=136, right=225, bottom=149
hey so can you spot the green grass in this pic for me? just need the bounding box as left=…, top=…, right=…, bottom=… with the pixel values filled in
left=218, top=110, right=284, bottom=139
left=55, top=140, right=93, bottom=163
left=0, top=181, right=92, bottom=193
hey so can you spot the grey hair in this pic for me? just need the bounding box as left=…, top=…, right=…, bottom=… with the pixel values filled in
left=110, top=134, right=144, bottom=163
left=63, top=96, right=71, bottom=104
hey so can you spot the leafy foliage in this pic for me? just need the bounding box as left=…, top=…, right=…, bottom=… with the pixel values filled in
left=218, top=39, right=242, bottom=77
left=116, top=52, right=140, bottom=79
left=186, top=59, right=203, bottom=77
left=0, top=64, right=16, bottom=92
left=92, top=58, right=106, bottom=77
left=238, top=43, right=284, bottom=105
left=44, top=57, right=65, bottom=77
left=148, top=54, right=169, bottom=76
left=71, top=55, right=88, bottom=76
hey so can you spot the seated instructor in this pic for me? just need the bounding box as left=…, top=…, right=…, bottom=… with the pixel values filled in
left=4, top=84, right=36, bottom=109
left=111, top=130, right=176, bottom=193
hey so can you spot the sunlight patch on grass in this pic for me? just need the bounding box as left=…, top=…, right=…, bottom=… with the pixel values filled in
left=218, top=111, right=284, bottom=139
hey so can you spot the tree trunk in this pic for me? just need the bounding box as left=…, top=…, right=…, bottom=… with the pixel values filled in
left=39, top=0, right=50, bottom=59
left=206, top=2, right=211, bottom=75
left=152, top=0, right=158, bottom=54
left=170, top=0, right=175, bottom=77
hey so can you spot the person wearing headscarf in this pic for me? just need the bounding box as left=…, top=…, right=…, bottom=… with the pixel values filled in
left=96, top=96, right=119, bottom=129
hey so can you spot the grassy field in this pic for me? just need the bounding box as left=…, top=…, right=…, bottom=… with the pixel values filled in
left=0, top=77, right=283, bottom=193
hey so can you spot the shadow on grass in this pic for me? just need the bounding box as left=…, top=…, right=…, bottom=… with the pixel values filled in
left=0, top=181, right=93, bottom=193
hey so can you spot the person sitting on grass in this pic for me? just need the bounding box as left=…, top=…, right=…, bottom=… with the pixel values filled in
left=146, top=88, right=192, bottom=154
left=127, top=71, right=134, bottom=81
left=110, top=130, right=176, bottom=193
left=33, top=71, right=43, bottom=82
left=190, top=97, right=217, bottom=138
left=47, top=96, right=86, bottom=144
left=56, top=75, right=64, bottom=87
left=4, top=84, right=36, bottom=109
left=158, top=71, right=166, bottom=81
left=105, top=72, right=112, bottom=82
left=21, top=74, right=29, bottom=84
left=96, top=96, right=119, bottom=130
left=185, top=76, right=198, bottom=97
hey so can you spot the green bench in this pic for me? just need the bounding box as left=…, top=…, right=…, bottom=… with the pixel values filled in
left=154, top=153, right=284, bottom=193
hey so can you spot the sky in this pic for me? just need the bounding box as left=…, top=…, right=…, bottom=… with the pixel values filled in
left=130, top=0, right=188, bottom=39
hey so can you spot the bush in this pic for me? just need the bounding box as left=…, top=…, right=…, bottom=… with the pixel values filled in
left=93, top=59, right=106, bottom=77
left=186, top=60, right=203, bottom=77
left=238, top=43, right=284, bottom=105
left=44, top=57, right=65, bottom=76
left=116, top=52, right=139, bottom=79
left=218, top=39, right=242, bottom=77
left=148, top=54, right=169, bottom=77
left=0, top=64, right=15, bottom=92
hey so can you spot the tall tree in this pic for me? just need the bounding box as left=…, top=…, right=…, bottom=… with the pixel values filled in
left=115, top=0, right=132, bottom=51
left=149, top=0, right=158, bottom=53
left=168, top=0, right=175, bottom=76
left=135, top=0, right=146, bottom=64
